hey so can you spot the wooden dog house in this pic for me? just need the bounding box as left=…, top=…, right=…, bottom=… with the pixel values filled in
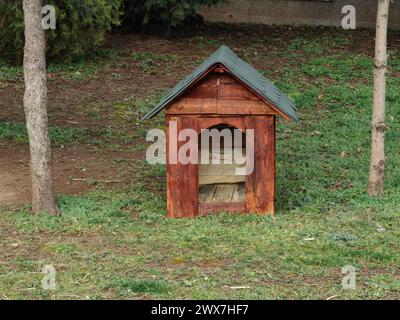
left=143, top=45, right=298, bottom=217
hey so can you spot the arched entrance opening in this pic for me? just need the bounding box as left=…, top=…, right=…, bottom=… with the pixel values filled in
left=198, top=124, right=246, bottom=205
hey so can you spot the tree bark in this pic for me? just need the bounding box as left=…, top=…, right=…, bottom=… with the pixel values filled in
left=23, top=0, right=59, bottom=214
left=368, top=0, right=390, bottom=196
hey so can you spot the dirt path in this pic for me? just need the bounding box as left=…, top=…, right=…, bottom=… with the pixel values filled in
left=0, top=143, right=136, bottom=207
left=0, top=35, right=200, bottom=125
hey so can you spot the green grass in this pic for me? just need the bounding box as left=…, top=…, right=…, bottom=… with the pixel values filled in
left=0, top=60, right=101, bottom=82
left=0, top=122, right=89, bottom=145
left=1, top=187, right=399, bottom=299
left=0, top=121, right=140, bottom=147
left=132, top=51, right=178, bottom=74
left=0, top=62, right=22, bottom=81
left=1, top=28, right=400, bottom=299
left=0, top=49, right=123, bottom=82
left=110, top=278, right=170, bottom=295
left=46, top=49, right=125, bottom=80
left=104, top=91, right=168, bottom=123
left=47, top=62, right=101, bottom=81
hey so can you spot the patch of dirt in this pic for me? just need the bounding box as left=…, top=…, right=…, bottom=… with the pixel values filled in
left=0, top=34, right=202, bottom=126
left=0, top=142, right=138, bottom=207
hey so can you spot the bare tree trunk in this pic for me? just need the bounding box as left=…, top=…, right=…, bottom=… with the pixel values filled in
left=368, top=0, right=390, bottom=196
left=23, top=0, right=59, bottom=214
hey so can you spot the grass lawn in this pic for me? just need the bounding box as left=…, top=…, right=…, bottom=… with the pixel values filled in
left=0, top=25, right=399, bottom=299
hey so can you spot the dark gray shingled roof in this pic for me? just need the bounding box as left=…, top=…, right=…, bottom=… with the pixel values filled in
left=142, top=45, right=299, bottom=122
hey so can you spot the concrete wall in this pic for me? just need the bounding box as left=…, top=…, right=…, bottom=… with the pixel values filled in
left=200, top=0, right=400, bottom=29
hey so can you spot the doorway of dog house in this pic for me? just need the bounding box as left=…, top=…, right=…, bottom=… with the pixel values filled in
left=199, top=124, right=246, bottom=205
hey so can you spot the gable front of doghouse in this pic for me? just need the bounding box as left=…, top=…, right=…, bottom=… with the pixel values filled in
left=166, top=65, right=279, bottom=116
left=165, top=66, right=278, bottom=218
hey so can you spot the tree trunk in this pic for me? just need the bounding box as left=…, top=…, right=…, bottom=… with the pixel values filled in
left=368, top=0, right=390, bottom=196
left=23, top=0, right=59, bottom=214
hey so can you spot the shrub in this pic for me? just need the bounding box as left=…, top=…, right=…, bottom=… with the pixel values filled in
left=122, top=0, right=225, bottom=33
left=0, top=0, right=123, bottom=63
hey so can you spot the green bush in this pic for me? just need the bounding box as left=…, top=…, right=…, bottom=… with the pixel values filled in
left=0, top=0, right=123, bottom=63
left=122, top=0, right=225, bottom=32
